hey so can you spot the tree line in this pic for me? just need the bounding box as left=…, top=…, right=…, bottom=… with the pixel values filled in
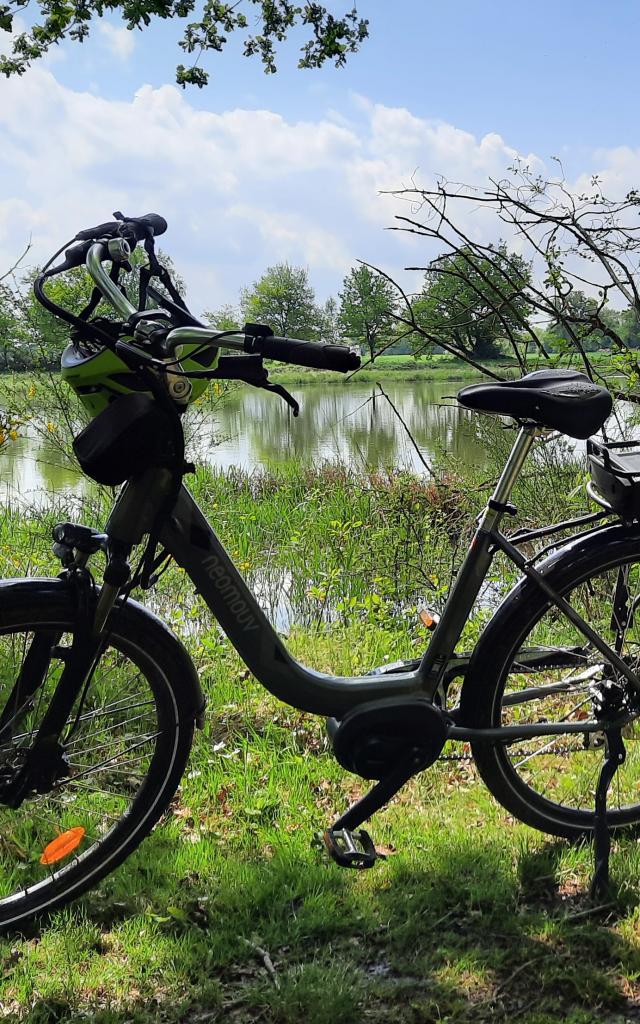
left=0, top=257, right=401, bottom=370
left=2, top=244, right=639, bottom=373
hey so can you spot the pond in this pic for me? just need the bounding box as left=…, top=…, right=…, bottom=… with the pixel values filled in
left=0, top=378, right=488, bottom=506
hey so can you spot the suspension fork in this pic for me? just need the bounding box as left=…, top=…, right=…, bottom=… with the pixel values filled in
left=0, top=549, right=130, bottom=807
left=0, top=631, right=63, bottom=744
left=12, top=468, right=170, bottom=763
left=31, top=538, right=133, bottom=745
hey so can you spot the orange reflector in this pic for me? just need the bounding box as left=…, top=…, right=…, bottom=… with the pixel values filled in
left=40, top=827, right=86, bottom=865
left=419, top=609, right=434, bottom=629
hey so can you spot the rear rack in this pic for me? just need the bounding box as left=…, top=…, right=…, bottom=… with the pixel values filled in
left=587, top=438, right=640, bottom=520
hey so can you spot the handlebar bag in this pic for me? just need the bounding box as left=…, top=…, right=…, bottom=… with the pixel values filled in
left=72, top=393, right=178, bottom=485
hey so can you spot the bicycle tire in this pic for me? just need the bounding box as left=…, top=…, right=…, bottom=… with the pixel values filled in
left=460, top=525, right=640, bottom=839
left=0, top=579, right=197, bottom=929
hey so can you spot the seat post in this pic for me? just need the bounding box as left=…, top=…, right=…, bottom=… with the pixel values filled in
left=480, top=425, right=539, bottom=532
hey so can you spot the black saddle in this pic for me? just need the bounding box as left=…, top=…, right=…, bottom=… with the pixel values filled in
left=457, top=369, right=612, bottom=440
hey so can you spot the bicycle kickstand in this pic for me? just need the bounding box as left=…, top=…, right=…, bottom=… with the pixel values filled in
left=590, top=726, right=626, bottom=901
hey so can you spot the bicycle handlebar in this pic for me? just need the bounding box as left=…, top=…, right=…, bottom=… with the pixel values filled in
left=165, top=327, right=360, bottom=373
left=247, top=335, right=360, bottom=373
left=40, top=214, right=362, bottom=376
left=46, top=212, right=167, bottom=276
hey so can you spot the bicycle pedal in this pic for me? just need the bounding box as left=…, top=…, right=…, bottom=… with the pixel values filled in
left=320, top=827, right=379, bottom=869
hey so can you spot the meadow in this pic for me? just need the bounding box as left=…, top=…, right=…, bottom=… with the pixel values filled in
left=0, top=407, right=638, bottom=1023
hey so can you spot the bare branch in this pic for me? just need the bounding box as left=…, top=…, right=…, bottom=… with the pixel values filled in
left=0, top=240, right=32, bottom=284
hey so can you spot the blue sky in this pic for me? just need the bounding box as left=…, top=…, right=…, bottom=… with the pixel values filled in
left=2, top=0, right=640, bottom=312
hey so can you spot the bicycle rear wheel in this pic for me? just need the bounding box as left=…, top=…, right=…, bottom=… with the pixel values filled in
left=0, top=580, right=196, bottom=929
left=461, top=528, right=640, bottom=839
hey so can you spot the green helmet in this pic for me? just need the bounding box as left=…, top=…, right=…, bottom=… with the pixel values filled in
left=61, top=341, right=219, bottom=417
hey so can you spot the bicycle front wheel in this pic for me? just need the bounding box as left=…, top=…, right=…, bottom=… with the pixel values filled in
left=461, top=528, right=640, bottom=839
left=0, top=580, right=196, bottom=929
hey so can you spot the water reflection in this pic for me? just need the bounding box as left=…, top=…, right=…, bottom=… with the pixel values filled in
left=0, top=379, right=488, bottom=505
left=195, top=379, right=486, bottom=473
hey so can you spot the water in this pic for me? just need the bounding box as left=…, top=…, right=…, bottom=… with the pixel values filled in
left=0, top=379, right=487, bottom=506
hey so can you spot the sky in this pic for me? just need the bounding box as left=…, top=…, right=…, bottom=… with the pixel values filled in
left=2, top=0, right=640, bottom=315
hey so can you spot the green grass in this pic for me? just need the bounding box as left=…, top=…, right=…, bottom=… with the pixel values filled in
left=269, top=354, right=487, bottom=385
left=0, top=443, right=638, bottom=1022
left=2, top=642, right=640, bottom=1023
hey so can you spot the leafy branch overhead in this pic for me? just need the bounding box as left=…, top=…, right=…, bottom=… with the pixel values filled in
left=0, top=0, right=368, bottom=87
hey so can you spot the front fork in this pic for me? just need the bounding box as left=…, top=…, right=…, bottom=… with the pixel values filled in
left=0, top=530, right=131, bottom=808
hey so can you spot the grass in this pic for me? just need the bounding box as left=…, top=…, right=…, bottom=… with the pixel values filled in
left=269, top=354, right=487, bottom=385
left=0, top=424, right=639, bottom=1021
left=3, top=647, right=640, bottom=1023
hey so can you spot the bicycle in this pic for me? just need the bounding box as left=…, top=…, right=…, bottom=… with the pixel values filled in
left=0, top=210, right=638, bottom=929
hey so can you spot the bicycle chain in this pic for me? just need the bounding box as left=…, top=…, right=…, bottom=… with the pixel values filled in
left=438, top=744, right=582, bottom=762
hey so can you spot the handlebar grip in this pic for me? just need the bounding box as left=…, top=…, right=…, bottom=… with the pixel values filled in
left=75, top=213, right=167, bottom=243
left=258, top=336, right=361, bottom=373
left=129, top=214, right=168, bottom=239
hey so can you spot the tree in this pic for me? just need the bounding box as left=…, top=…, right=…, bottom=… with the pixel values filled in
left=318, top=296, right=341, bottom=344
left=339, top=265, right=397, bottom=363
left=0, top=1, right=368, bottom=88
left=0, top=282, right=28, bottom=369
left=241, top=263, right=321, bottom=340
left=413, top=244, right=532, bottom=361
left=203, top=304, right=242, bottom=331
left=547, top=290, right=615, bottom=352
left=619, top=307, right=640, bottom=349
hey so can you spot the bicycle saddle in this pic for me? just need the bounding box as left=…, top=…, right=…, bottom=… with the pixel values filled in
left=457, top=369, right=612, bottom=440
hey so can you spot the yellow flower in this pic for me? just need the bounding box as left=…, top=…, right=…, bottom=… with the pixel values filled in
left=47, top=422, right=55, bottom=433
left=9, top=430, right=18, bottom=441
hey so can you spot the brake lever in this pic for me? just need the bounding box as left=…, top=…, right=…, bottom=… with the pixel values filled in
left=262, top=382, right=299, bottom=416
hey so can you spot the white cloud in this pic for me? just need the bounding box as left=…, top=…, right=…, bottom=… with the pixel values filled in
left=98, top=22, right=135, bottom=61
left=1, top=67, right=639, bottom=314
left=226, top=204, right=352, bottom=272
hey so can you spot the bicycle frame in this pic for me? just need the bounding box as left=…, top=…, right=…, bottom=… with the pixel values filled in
left=102, top=424, right=640, bottom=738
